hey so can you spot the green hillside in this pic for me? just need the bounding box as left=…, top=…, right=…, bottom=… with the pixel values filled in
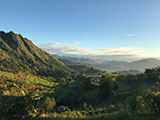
left=0, top=31, right=71, bottom=78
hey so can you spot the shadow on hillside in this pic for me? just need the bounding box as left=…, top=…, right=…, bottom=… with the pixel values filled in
left=0, top=95, right=27, bottom=119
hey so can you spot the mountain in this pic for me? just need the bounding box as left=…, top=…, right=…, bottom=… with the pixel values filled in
left=51, top=54, right=143, bottom=62
left=112, top=70, right=142, bottom=75
left=53, top=55, right=105, bottom=75
left=128, top=58, right=160, bottom=71
left=0, top=31, right=71, bottom=78
left=54, top=54, right=160, bottom=72
left=53, top=55, right=97, bottom=66
left=95, top=60, right=129, bottom=71
left=96, top=58, right=160, bottom=72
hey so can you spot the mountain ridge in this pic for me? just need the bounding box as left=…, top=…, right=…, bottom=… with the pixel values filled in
left=54, top=55, right=160, bottom=72
left=0, top=31, right=71, bottom=78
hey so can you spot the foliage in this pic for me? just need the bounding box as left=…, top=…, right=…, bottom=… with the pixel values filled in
left=99, top=73, right=118, bottom=97
left=145, top=67, right=160, bottom=83
left=137, top=89, right=160, bottom=118
left=43, top=97, right=56, bottom=112
left=0, top=71, right=57, bottom=119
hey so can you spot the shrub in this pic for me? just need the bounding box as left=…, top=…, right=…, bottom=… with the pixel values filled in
left=43, top=97, right=56, bottom=112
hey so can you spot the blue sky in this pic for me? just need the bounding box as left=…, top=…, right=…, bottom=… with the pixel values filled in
left=0, top=0, right=160, bottom=58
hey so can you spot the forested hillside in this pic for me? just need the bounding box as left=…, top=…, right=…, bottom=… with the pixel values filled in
left=0, top=31, right=71, bottom=78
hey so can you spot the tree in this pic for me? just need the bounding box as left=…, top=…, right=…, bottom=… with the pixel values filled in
left=43, top=97, right=56, bottom=112
left=145, top=67, right=160, bottom=83
left=77, top=74, right=94, bottom=90
left=99, top=73, right=118, bottom=97
left=59, top=77, right=69, bottom=86
left=137, top=89, right=160, bottom=119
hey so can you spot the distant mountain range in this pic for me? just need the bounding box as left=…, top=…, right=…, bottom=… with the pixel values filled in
left=53, top=55, right=105, bottom=74
left=52, top=54, right=146, bottom=62
left=0, top=31, right=71, bottom=78
left=53, top=55, right=160, bottom=72
left=96, top=58, right=160, bottom=72
left=112, top=70, right=143, bottom=75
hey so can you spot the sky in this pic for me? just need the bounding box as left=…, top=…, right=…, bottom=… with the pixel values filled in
left=0, top=0, right=160, bottom=59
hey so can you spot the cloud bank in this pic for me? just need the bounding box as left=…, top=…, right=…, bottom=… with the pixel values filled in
left=39, top=42, right=145, bottom=57
left=39, top=42, right=92, bottom=55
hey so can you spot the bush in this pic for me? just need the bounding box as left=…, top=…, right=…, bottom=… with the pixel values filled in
left=43, top=97, right=56, bottom=112
left=99, top=73, right=118, bottom=97
left=137, top=89, right=160, bottom=119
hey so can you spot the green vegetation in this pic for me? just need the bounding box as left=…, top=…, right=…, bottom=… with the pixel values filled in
left=1, top=31, right=160, bottom=120
left=1, top=67, right=160, bottom=120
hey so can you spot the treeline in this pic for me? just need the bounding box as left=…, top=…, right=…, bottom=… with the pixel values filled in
left=117, top=66, right=160, bottom=84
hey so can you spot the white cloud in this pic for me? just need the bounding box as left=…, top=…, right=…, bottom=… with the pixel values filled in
left=98, top=47, right=144, bottom=55
left=39, top=42, right=92, bottom=55
left=39, top=42, right=146, bottom=56
left=126, top=33, right=135, bottom=37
